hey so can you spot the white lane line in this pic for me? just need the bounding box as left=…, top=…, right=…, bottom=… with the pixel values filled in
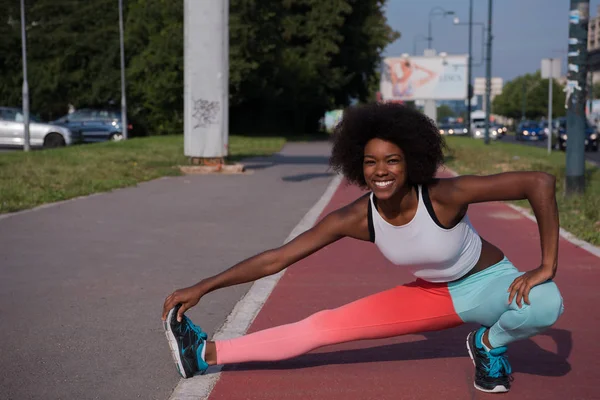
left=168, top=174, right=343, bottom=400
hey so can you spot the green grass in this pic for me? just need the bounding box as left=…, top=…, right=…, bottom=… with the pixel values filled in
left=444, top=136, right=600, bottom=245
left=0, top=135, right=285, bottom=214
left=4, top=133, right=600, bottom=246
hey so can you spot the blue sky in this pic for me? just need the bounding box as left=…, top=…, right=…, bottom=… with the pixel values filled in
left=383, top=0, right=600, bottom=83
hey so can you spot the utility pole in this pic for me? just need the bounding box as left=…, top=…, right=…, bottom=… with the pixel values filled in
left=466, top=0, right=473, bottom=134
left=589, top=71, right=594, bottom=116
left=118, top=0, right=128, bottom=140
left=20, top=0, right=30, bottom=151
left=522, top=81, right=526, bottom=120
left=542, top=58, right=561, bottom=155
left=547, top=60, right=554, bottom=155
left=566, top=0, right=589, bottom=195
left=484, top=0, right=493, bottom=144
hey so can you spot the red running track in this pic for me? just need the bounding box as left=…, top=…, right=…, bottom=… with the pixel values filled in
left=209, top=179, right=598, bottom=400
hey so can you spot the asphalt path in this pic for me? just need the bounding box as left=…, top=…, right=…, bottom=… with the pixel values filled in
left=0, top=141, right=336, bottom=400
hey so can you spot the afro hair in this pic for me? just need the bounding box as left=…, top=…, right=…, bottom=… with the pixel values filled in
left=329, top=102, right=447, bottom=188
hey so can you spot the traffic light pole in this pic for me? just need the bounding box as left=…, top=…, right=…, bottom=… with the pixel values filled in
left=466, top=0, right=473, bottom=134
left=566, top=0, right=589, bottom=195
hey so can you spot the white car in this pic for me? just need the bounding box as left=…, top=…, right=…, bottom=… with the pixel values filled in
left=0, top=107, right=81, bottom=148
left=471, top=122, right=499, bottom=140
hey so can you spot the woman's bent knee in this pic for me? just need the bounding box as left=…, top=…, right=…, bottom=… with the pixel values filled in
left=528, top=281, right=564, bottom=328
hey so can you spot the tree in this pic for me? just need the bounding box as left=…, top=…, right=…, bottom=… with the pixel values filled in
left=126, top=0, right=183, bottom=135
left=0, top=0, right=125, bottom=120
left=492, top=71, right=566, bottom=120
left=436, top=104, right=455, bottom=121
left=592, top=82, right=600, bottom=99
left=229, top=0, right=399, bottom=133
left=0, top=0, right=399, bottom=135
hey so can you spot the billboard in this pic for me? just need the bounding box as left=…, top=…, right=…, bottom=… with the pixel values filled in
left=380, top=55, right=468, bottom=101
left=473, top=77, right=504, bottom=97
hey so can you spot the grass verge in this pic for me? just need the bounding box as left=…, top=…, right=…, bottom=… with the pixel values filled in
left=4, top=134, right=599, bottom=247
left=0, top=135, right=285, bottom=214
left=444, top=136, right=600, bottom=246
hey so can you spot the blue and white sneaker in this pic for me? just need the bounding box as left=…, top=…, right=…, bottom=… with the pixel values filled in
left=164, top=304, right=209, bottom=378
left=466, top=327, right=513, bottom=393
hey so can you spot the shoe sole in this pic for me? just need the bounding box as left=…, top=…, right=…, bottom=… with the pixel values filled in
left=465, top=332, right=509, bottom=394
left=164, top=307, right=189, bottom=379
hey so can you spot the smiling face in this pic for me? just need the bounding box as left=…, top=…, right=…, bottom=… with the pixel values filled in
left=363, top=138, right=408, bottom=200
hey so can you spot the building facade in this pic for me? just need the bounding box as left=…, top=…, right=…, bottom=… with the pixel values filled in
left=588, top=5, right=600, bottom=83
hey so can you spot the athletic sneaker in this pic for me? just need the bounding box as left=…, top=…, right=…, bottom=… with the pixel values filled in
left=164, top=304, right=209, bottom=378
left=466, top=327, right=513, bottom=393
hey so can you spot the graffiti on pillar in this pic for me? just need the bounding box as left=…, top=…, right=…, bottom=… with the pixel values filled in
left=192, top=98, right=220, bottom=129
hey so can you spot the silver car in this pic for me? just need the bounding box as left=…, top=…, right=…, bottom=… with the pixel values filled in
left=471, top=122, right=499, bottom=140
left=0, top=107, right=81, bottom=148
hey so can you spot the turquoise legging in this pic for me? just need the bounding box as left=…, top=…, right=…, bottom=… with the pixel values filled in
left=449, top=257, right=564, bottom=347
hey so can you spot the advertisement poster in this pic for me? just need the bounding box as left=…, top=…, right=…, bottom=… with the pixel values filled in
left=380, top=55, right=468, bottom=101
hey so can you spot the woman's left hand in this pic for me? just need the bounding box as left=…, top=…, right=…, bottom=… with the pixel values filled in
left=507, top=266, right=555, bottom=308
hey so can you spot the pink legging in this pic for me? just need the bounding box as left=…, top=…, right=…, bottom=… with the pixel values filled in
left=215, top=280, right=462, bottom=365
left=215, top=258, right=563, bottom=364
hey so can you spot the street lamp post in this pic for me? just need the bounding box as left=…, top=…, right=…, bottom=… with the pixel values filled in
left=427, top=7, right=455, bottom=50
left=484, top=0, right=494, bottom=145
left=454, top=19, right=486, bottom=65
left=20, top=0, right=30, bottom=151
left=456, top=6, right=493, bottom=144
left=467, top=0, right=473, bottom=135
left=522, top=80, right=527, bottom=120
left=454, top=15, right=487, bottom=135
left=547, top=58, right=555, bottom=155
left=118, top=0, right=128, bottom=140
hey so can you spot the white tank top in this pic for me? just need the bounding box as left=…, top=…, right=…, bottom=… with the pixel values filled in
left=368, top=185, right=482, bottom=282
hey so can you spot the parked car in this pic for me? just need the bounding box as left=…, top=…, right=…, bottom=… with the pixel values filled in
left=555, top=117, right=598, bottom=152
left=496, top=124, right=508, bottom=137
left=51, top=108, right=144, bottom=143
left=438, top=123, right=470, bottom=136
left=450, top=123, right=470, bottom=136
left=438, top=123, right=453, bottom=135
left=540, top=121, right=555, bottom=138
left=0, top=107, right=81, bottom=148
left=491, top=124, right=505, bottom=139
left=471, top=122, right=499, bottom=140
left=515, top=121, right=546, bottom=141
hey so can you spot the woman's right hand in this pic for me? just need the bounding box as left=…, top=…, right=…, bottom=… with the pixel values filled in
left=162, top=284, right=204, bottom=322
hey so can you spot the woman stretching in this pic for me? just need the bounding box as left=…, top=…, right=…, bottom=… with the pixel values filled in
left=162, top=103, right=563, bottom=393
